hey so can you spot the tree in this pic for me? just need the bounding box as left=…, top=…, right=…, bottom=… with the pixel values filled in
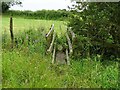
left=68, top=2, right=120, bottom=58
left=1, top=0, right=22, bottom=13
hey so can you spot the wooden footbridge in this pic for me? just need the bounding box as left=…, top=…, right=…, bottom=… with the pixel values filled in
left=45, top=24, right=76, bottom=65
left=9, top=17, right=76, bottom=65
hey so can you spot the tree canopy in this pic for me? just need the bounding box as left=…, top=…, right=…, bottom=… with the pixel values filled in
left=1, top=0, right=22, bottom=13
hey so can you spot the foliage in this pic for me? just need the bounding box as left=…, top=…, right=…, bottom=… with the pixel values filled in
left=2, top=16, right=119, bottom=88
left=68, top=2, right=120, bottom=59
left=3, top=9, right=71, bottom=21
left=2, top=50, right=119, bottom=88
left=1, top=0, right=22, bottom=13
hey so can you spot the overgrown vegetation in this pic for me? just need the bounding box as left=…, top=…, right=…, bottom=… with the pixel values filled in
left=2, top=16, right=119, bottom=88
left=3, top=50, right=119, bottom=88
left=68, top=2, right=120, bottom=60
left=2, top=1, right=120, bottom=88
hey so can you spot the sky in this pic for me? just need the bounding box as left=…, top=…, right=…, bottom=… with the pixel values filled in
left=10, top=0, right=72, bottom=11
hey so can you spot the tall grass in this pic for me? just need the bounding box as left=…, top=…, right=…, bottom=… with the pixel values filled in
left=2, top=27, right=119, bottom=88
left=2, top=17, right=119, bottom=88
left=2, top=51, right=118, bottom=88
left=2, top=27, right=46, bottom=55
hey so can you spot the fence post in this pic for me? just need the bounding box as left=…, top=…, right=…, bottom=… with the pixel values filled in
left=45, top=24, right=54, bottom=50
left=10, top=16, right=14, bottom=48
left=66, top=33, right=73, bottom=55
left=66, top=49, right=70, bottom=65
left=52, top=44, right=56, bottom=64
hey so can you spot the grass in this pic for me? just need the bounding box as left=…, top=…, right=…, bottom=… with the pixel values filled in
left=2, top=16, right=119, bottom=88
left=2, top=16, right=67, bottom=38
left=2, top=50, right=118, bottom=88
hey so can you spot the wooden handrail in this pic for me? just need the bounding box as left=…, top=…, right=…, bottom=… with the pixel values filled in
left=46, top=24, right=54, bottom=37
left=47, top=32, right=56, bottom=52
left=66, top=49, right=70, bottom=65
left=66, top=33, right=73, bottom=55
left=67, top=27, right=76, bottom=42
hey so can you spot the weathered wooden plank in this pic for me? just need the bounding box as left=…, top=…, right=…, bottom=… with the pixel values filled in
left=66, top=33, right=73, bottom=55
left=67, top=27, right=76, bottom=43
left=46, top=24, right=54, bottom=50
left=46, top=24, right=54, bottom=38
left=66, top=49, right=70, bottom=65
left=52, top=46, right=56, bottom=64
left=47, top=32, right=56, bottom=53
left=70, top=30, right=75, bottom=42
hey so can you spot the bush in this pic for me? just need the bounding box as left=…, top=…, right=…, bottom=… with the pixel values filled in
left=68, top=2, right=120, bottom=59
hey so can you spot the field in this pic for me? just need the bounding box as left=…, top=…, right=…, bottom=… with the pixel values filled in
left=2, top=16, right=119, bottom=88
left=2, top=16, right=67, bottom=37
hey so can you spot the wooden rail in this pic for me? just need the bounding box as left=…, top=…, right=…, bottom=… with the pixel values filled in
left=52, top=44, right=56, bottom=64
left=46, top=24, right=54, bottom=38
left=47, top=32, right=56, bottom=53
left=68, top=27, right=75, bottom=42
left=46, top=25, right=75, bottom=65
left=66, top=49, right=70, bottom=65
left=66, top=33, right=73, bottom=55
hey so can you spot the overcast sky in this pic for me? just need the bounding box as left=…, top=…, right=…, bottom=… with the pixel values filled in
left=10, top=0, right=72, bottom=11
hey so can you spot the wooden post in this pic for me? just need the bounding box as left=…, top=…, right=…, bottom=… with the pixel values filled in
left=46, top=24, right=54, bottom=37
left=46, top=24, right=54, bottom=50
left=10, top=16, right=14, bottom=48
left=47, top=32, right=56, bottom=53
left=66, top=49, right=70, bottom=65
left=67, top=27, right=75, bottom=44
left=70, top=30, right=75, bottom=43
left=52, top=46, right=56, bottom=64
left=66, top=33, right=73, bottom=55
